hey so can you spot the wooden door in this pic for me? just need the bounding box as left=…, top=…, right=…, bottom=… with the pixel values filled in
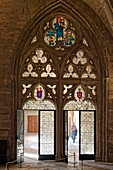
left=28, top=115, right=38, bottom=133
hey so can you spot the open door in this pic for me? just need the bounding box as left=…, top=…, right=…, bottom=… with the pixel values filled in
left=79, top=110, right=96, bottom=160
left=63, top=110, right=68, bottom=162
left=17, top=110, right=24, bottom=163
left=38, top=110, right=56, bottom=160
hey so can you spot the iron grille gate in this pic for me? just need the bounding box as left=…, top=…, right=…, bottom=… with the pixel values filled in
left=79, top=110, right=96, bottom=160
left=63, top=110, right=96, bottom=162
left=39, top=110, right=56, bottom=160
left=17, top=110, right=56, bottom=161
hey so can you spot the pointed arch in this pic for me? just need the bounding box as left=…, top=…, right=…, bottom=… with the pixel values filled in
left=13, top=0, right=108, bottom=78
left=12, top=0, right=110, bottom=162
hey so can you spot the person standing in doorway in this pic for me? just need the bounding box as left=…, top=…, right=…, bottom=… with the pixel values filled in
left=71, top=122, right=77, bottom=143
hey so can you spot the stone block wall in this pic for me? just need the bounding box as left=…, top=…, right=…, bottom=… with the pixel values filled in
left=0, top=0, right=113, bottom=162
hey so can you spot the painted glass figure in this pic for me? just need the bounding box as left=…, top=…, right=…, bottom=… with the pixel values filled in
left=44, top=16, right=75, bottom=47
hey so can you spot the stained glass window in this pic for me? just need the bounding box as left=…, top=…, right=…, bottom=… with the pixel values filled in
left=19, top=11, right=98, bottom=161
left=44, top=16, right=75, bottom=47
left=34, top=84, right=45, bottom=101
left=74, top=85, right=85, bottom=102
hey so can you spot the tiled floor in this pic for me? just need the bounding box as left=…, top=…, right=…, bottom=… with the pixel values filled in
left=1, top=160, right=113, bottom=170
left=2, top=134, right=113, bottom=170
left=24, top=133, right=80, bottom=162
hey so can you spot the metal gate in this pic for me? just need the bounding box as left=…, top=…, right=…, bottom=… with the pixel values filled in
left=38, top=110, right=56, bottom=160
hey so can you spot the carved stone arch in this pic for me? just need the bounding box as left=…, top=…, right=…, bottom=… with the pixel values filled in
left=12, top=0, right=111, bottom=162
left=14, top=0, right=108, bottom=79
left=13, top=1, right=107, bottom=81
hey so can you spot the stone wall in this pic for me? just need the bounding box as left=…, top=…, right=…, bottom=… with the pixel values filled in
left=0, top=0, right=113, bottom=162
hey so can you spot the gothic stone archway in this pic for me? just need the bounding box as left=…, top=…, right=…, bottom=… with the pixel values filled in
left=13, top=0, right=109, bottom=162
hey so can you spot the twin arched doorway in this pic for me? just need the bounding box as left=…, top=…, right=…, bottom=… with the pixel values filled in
left=17, top=84, right=96, bottom=163
left=15, top=1, right=106, bottom=162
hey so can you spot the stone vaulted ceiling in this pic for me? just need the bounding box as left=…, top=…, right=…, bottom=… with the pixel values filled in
left=83, top=0, right=113, bottom=36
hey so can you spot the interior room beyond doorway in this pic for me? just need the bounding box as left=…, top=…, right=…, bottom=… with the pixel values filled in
left=68, top=111, right=79, bottom=163
left=24, top=110, right=38, bottom=160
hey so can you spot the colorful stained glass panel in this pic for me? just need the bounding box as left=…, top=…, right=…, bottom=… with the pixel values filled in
left=44, top=17, right=75, bottom=47
left=34, top=85, right=45, bottom=100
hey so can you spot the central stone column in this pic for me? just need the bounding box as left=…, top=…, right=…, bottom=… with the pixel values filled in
left=55, top=81, right=64, bottom=161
